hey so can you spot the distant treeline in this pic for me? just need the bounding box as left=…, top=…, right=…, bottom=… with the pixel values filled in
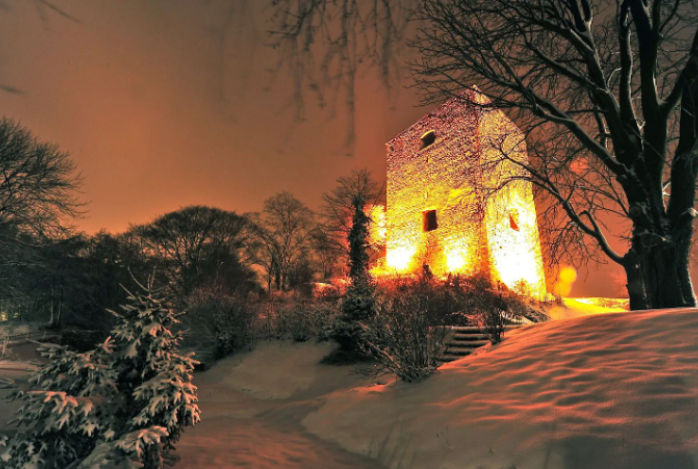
left=0, top=117, right=384, bottom=332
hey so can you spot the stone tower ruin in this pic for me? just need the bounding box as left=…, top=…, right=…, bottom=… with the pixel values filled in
left=384, top=88, right=546, bottom=297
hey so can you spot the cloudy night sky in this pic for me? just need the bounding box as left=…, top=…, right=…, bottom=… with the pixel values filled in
left=0, top=0, right=630, bottom=297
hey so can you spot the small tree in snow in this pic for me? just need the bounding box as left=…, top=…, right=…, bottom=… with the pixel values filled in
left=333, top=195, right=377, bottom=357
left=0, top=280, right=200, bottom=469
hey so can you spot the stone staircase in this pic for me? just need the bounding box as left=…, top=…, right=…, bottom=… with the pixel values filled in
left=437, top=325, right=522, bottom=363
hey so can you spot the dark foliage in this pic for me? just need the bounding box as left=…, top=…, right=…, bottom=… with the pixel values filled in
left=0, top=118, right=81, bottom=235
left=130, top=206, right=258, bottom=304
left=329, top=194, right=378, bottom=359
left=184, top=289, right=257, bottom=359
left=348, top=195, right=371, bottom=282
left=251, top=192, right=314, bottom=292
left=270, top=300, right=339, bottom=343
left=377, top=273, right=532, bottom=327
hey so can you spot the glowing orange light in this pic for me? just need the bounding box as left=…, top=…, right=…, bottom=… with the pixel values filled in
left=560, top=266, right=577, bottom=284
left=386, top=245, right=416, bottom=272
left=444, top=240, right=474, bottom=273
left=485, top=189, right=546, bottom=296
left=554, top=265, right=578, bottom=297
left=446, top=252, right=466, bottom=272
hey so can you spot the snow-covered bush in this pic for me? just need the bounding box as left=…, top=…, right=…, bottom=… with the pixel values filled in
left=377, top=272, right=537, bottom=327
left=110, top=285, right=201, bottom=460
left=328, top=192, right=377, bottom=359
left=1, top=283, right=200, bottom=469
left=477, top=308, right=507, bottom=345
left=464, top=277, right=525, bottom=344
left=341, top=281, right=376, bottom=322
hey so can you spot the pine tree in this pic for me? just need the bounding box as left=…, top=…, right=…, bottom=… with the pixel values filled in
left=0, top=341, right=118, bottom=468
left=333, top=196, right=376, bottom=356
left=347, top=195, right=370, bottom=283
left=0, top=281, right=200, bottom=469
left=109, top=284, right=201, bottom=467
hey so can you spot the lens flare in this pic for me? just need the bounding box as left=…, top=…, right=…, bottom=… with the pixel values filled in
left=554, top=266, right=578, bottom=297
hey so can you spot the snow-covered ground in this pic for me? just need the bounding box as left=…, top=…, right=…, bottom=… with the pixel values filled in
left=0, top=323, right=37, bottom=338
left=303, top=308, right=698, bottom=469
left=178, top=307, right=698, bottom=469
left=2, top=305, right=695, bottom=468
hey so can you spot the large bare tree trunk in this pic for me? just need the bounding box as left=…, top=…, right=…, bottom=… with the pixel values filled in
left=643, top=247, right=689, bottom=308
left=624, top=224, right=697, bottom=310
left=677, top=238, right=696, bottom=305
left=622, top=251, right=647, bottom=310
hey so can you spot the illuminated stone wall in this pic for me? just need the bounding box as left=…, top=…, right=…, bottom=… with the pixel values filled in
left=479, top=98, right=547, bottom=297
left=385, top=89, right=546, bottom=296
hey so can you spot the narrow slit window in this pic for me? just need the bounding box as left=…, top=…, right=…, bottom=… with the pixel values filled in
left=508, top=209, right=520, bottom=231
left=423, top=209, right=438, bottom=232
left=420, top=130, right=436, bottom=149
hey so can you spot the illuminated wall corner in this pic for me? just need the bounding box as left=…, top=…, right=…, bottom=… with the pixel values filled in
left=483, top=182, right=547, bottom=298
left=478, top=103, right=547, bottom=298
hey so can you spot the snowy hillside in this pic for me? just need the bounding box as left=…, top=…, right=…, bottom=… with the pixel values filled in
left=303, top=308, right=698, bottom=469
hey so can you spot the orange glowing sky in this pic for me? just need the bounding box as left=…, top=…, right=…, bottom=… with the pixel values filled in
left=0, top=0, right=676, bottom=298
left=0, top=1, right=411, bottom=233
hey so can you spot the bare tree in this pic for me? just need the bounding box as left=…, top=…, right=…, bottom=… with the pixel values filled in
left=270, top=0, right=698, bottom=310
left=1, top=1, right=80, bottom=94
left=0, top=118, right=81, bottom=235
left=309, top=225, right=341, bottom=280
left=320, top=168, right=384, bottom=272
left=410, top=0, right=698, bottom=310
left=246, top=212, right=281, bottom=292
left=254, top=192, right=314, bottom=291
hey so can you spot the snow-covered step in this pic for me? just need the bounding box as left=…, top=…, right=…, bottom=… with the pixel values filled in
left=446, top=340, right=490, bottom=348
left=436, top=355, right=459, bottom=363
left=436, top=324, right=524, bottom=364
left=451, top=333, right=489, bottom=341
left=450, top=325, right=521, bottom=333
left=442, top=348, right=474, bottom=357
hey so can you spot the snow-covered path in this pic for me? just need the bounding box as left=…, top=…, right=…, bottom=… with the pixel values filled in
left=175, top=341, right=385, bottom=469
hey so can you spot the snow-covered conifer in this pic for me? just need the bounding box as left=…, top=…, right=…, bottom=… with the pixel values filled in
left=1, top=280, right=200, bottom=469
left=108, top=284, right=200, bottom=464
left=0, top=340, right=117, bottom=468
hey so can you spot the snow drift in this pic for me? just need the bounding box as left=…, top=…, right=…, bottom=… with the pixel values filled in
left=303, top=308, right=698, bottom=469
